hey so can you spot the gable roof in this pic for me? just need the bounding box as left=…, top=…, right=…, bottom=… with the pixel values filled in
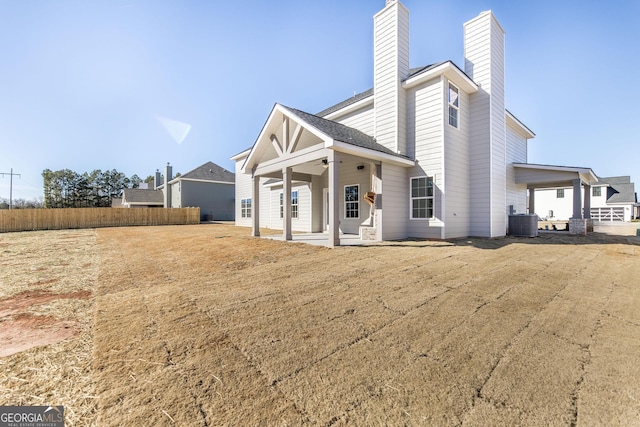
left=317, top=88, right=374, bottom=117
left=599, top=176, right=631, bottom=185
left=282, top=105, right=408, bottom=159
left=606, top=183, right=637, bottom=204
left=122, top=188, right=163, bottom=205
left=317, top=61, right=477, bottom=118
left=597, top=176, right=637, bottom=204
left=175, top=161, right=235, bottom=183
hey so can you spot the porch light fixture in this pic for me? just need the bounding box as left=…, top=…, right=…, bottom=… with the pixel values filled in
left=357, top=165, right=365, bottom=170
left=322, top=159, right=329, bottom=168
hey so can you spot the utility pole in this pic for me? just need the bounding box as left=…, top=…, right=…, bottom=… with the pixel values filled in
left=0, top=168, right=21, bottom=209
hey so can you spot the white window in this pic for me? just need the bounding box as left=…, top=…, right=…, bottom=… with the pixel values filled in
left=410, top=176, right=434, bottom=219
left=557, top=189, right=564, bottom=199
left=279, top=191, right=299, bottom=219
left=344, top=185, right=359, bottom=218
left=448, top=83, right=459, bottom=128
left=241, top=198, right=251, bottom=218
left=291, top=191, right=298, bottom=219
left=593, top=186, right=601, bottom=197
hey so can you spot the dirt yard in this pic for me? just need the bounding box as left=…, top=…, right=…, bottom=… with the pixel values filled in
left=1, top=224, right=639, bottom=426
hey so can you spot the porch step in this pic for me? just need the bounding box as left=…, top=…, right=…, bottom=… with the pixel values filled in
left=359, top=225, right=377, bottom=241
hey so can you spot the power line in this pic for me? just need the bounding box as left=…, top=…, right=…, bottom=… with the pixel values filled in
left=0, top=168, right=21, bottom=209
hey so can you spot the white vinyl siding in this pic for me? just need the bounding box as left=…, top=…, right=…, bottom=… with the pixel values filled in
left=464, top=11, right=506, bottom=237
left=444, top=87, right=471, bottom=238
left=268, top=184, right=310, bottom=231
left=234, top=156, right=253, bottom=226
left=333, top=104, right=375, bottom=136
left=380, top=163, right=409, bottom=240
left=373, top=1, right=409, bottom=154
left=337, top=154, right=372, bottom=234
left=505, top=124, right=528, bottom=215
left=406, top=79, right=444, bottom=239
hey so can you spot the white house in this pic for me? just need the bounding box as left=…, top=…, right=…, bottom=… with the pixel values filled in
left=232, top=0, right=596, bottom=245
left=535, top=175, right=638, bottom=222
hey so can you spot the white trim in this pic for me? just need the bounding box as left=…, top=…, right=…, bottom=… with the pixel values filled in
left=240, top=198, right=252, bottom=218
left=323, top=96, right=374, bottom=121
left=330, top=140, right=414, bottom=167
left=168, top=177, right=234, bottom=185
left=447, top=81, right=460, bottom=129
left=403, top=61, right=478, bottom=94
left=279, top=190, right=299, bottom=220
left=230, top=149, right=251, bottom=161
left=409, top=175, right=434, bottom=220
left=513, top=163, right=599, bottom=185
left=344, top=184, right=360, bottom=219
left=506, top=110, right=535, bottom=139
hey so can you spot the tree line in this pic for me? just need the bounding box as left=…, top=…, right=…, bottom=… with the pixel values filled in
left=41, top=169, right=151, bottom=208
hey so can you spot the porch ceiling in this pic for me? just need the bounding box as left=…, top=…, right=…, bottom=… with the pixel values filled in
left=514, top=163, right=599, bottom=189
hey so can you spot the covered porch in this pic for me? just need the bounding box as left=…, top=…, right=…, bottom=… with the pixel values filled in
left=263, top=232, right=369, bottom=247
left=514, top=163, right=599, bottom=234
left=241, top=104, right=413, bottom=247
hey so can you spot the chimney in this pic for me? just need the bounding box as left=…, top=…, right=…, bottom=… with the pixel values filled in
left=154, top=169, right=161, bottom=190
left=464, top=11, right=507, bottom=237
left=164, top=162, right=172, bottom=208
left=373, top=0, right=410, bottom=155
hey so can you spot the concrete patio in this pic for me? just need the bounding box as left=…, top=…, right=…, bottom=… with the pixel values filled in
left=262, top=232, right=370, bottom=247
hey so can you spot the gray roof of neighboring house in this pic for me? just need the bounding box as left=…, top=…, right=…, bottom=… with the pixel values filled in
left=178, top=161, right=235, bottom=183
left=282, top=105, right=409, bottom=159
left=599, top=176, right=631, bottom=185
left=122, top=188, right=164, bottom=204
left=597, top=176, right=637, bottom=204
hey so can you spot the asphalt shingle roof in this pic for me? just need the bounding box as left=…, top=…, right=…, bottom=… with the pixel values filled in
left=316, top=88, right=373, bottom=118
left=122, top=188, right=164, bottom=204
left=179, top=161, right=235, bottom=183
left=282, top=105, right=408, bottom=159
left=316, top=62, right=451, bottom=118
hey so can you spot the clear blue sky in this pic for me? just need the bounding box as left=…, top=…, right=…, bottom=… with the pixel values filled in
left=1, top=0, right=639, bottom=201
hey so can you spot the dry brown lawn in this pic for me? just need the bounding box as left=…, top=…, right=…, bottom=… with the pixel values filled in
left=1, top=224, right=639, bottom=426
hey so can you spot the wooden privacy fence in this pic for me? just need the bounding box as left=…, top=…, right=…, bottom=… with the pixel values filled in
left=0, top=208, right=200, bottom=233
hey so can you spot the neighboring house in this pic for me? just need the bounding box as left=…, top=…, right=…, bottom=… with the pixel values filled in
left=535, top=176, right=638, bottom=222
left=155, top=161, right=235, bottom=221
left=120, top=188, right=164, bottom=208
left=232, top=0, right=596, bottom=245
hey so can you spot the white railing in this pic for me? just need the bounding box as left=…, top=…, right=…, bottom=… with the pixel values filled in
left=590, top=207, right=624, bottom=222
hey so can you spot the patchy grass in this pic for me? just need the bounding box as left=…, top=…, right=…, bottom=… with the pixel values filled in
left=1, top=224, right=639, bottom=426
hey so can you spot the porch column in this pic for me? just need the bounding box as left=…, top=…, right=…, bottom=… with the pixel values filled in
left=583, top=184, right=591, bottom=219
left=328, top=151, right=340, bottom=247
left=251, top=174, right=260, bottom=237
left=282, top=167, right=292, bottom=241
left=528, top=188, right=535, bottom=216
left=571, top=178, right=583, bottom=219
